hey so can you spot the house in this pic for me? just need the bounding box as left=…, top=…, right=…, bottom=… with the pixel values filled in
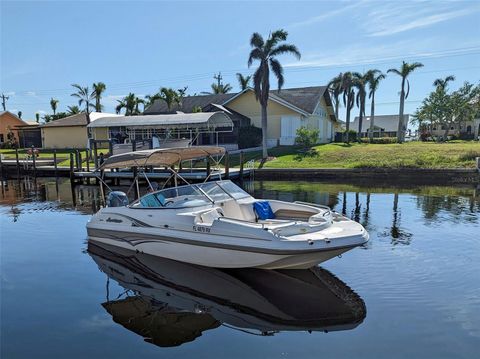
left=425, top=120, right=477, bottom=139
left=144, top=86, right=337, bottom=147
left=41, top=112, right=119, bottom=149
left=15, top=122, right=42, bottom=148
left=351, top=114, right=410, bottom=138
left=0, top=111, right=29, bottom=146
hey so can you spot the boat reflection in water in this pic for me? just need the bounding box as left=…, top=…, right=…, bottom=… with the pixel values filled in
left=88, top=242, right=367, bottom=348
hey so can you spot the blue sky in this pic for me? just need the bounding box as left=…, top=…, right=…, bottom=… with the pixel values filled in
left=1, top=0, right=479, bottom=122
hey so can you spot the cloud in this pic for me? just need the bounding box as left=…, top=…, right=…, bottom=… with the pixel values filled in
left=4, top=91, right=15, bottom=96
left=364, top=3, right=480, bottom=37
left=25, top=91, right=37, bottom=96
left=288, top=1, right=364, bottom=28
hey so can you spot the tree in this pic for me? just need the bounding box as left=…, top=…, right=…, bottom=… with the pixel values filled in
left=327, top=73, right=343, bottom=121
left=50, top=98, right=59, bottom=115
left=247, top=29, right=301, bottom=159
left=71, top=84, right=95, bottom=123
left=433, top=75, right=455, bottom=91
left=236, top=73, right=252, bottom=90
left=67, top=105, right=81, bottom=115
left=1, top=93, right=9, bottom=111
left=116, top=93, right=144, bottom=115
left=177, top=87, right=188, bottom=110
left=387, top=61, right=424, bottom=143
left=92, top=82, right=106, bottom=112
left=35, top=113, right=40, bottom=123
left=367, top=70, right=386, bottom=141
left=341, top=72, right=356, bottom=143
left=353, top=71, right=370, bottom=141
left=211, top=82, right=232, bottom=94
left=17, top=111, right=22, bottom=119
left=159, top=87, right=180, bottom=111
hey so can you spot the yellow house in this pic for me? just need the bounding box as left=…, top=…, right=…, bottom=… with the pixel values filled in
left=144, top=86, right=337, bottom=147
left=41, top=112, right=119, bottom=149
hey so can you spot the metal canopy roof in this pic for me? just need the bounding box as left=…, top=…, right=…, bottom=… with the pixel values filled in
left=87, top=112, right=233, bottom=130
left=99, top=146, right=225, bottom=169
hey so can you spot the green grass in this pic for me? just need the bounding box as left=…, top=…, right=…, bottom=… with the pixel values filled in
left=0, top=148, right=109, bottom=167
left=242, top=142, right=480, bottom=169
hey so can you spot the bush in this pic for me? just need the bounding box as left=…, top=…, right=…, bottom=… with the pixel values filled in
left=459, top=133, right=475, bottom=140
left=238, top=125, right=262, bottom=149
left=295, top=127, right=319, bottom=148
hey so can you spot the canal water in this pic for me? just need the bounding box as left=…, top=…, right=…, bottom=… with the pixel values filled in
left=1, top=178, right=479, bottom=358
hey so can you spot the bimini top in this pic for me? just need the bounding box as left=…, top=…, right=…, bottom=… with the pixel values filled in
left=99, top=146, right=225, bottom=169
left=87, top=112, right=233, bottom=130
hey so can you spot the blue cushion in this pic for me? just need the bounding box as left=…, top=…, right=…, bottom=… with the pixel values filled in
left=253, top=201, right=275, bottom=220
left=155, top=193, right=166, bottom=206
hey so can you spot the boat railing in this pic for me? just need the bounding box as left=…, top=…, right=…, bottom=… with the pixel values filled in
left=294, top=201, right=332, bottom=216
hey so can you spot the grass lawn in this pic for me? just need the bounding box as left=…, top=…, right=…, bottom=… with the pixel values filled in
left=231, top=141, right=480, bottom=169
left=0, top=148, right=110, bottom=167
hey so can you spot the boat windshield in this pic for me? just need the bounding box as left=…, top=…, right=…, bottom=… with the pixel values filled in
left=136, top=180, right=251, bottom=209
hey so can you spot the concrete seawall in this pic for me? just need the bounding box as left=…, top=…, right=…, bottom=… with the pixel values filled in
left=255, top=168, right=480, bottom=186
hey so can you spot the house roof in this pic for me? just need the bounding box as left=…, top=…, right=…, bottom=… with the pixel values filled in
left=41, top=112, right=120, bottom=128
left=352, top=114, right=410, bottom=133
left=144, top=86, right=333, bottom=118
left=144, top=93, right=237, bottom=114
left=0, top=111, right=29, bottom=125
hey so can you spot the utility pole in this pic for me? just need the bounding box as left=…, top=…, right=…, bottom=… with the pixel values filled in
left=1, top=93, right=9, bottom=111
left=213, top=72, right=223, bottom=87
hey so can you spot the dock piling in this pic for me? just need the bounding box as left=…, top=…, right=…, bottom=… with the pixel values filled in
left=15, top=148, right=20, bottom=177
left=32, top=152, right=37, bottom=178
left=239, top=151, right=244, bottom=178
left=53, top=150, right=58, bottom=178
left=224, top=151, right=230, bottom=179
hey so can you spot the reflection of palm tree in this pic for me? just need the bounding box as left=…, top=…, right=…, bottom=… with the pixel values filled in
left=363, top=192, right=371, bottom=228
left=342, top=192, right=347, bottom=215
left=389, top=193, right=413, bottom=245
left=352, top=192, right=361, bottom=222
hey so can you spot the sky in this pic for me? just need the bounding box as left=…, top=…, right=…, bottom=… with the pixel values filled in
left=1, top=0, right=479, bottom=122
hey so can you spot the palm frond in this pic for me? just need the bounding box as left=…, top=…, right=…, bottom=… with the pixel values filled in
left=269, top=58, right=284, bottom=90
left=250, top=32, right=264, bottom=48
left=248, top=48, right=264, bottom=67
left=269, top=44, right=301, bottom=60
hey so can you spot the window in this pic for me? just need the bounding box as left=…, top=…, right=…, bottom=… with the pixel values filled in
left=467, top=125, right=472, bottom=133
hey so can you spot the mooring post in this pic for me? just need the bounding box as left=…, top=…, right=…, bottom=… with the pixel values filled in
left=53, top=149, right=58, bottom=178
left=69, top=152, right=75, bottom=185
left=0, top=153, right=4, bottom=179
left=108, top=140, right=113, bottom=156
left=32, top=150, right=37, bottom=178
left=206, top=158, right=211, bottom=177
left=93, top=141, right=98, bottom=169
left=78, top=150, right=83, bottom=171
left=239, top=151, right=244, bottom=178
left=15, top=148, right=20, bottom=177
left=132, top=140, right=137, bottom=152
left=85, top=150, right=90, bottom=172
left=224, top=151, right=230, bottom=179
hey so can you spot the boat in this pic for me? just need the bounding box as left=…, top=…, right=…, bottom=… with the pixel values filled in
left=86, top=146, right=369, bottom=269
left=88, top=242, right=366, bottom=346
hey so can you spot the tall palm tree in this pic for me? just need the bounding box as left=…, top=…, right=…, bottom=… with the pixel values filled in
left=387, top=61, right=424, bottom=143
left=67, top=105, right=81, bottom=115
left=247, top=29, right=301, bottom=159
left=353, top=72, right=369, bottom=141
left=71, top=84, right=95, bottom=123
left=211, top=82, right=233, bottom=94
left=433, top=75, right=455, bottom=91
left=327, top=73, right=343, bottom=121
left=50, top=98, right=59, bottom=115
left=236, top=73, right=252, bottom=90
left=92, top=82, right=106, bottom=112
left=115, top=93, right=144, bottom=115
left=341, top=72, right=356, bottom=143
left=367, top=70, right=386, bottom=141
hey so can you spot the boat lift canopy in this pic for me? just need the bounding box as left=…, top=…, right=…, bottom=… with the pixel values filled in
left=87, top=112, right=233, bottom=131
left=99, top=146, right=225, bottom=170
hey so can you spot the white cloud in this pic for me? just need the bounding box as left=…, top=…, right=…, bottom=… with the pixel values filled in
left=288, top=1, right=364, bottom=28
left=363, top=2, right=480, bottom=37
left=25, top=91, right=37, bottom=96
left=4, top=91, right=15, bottom=96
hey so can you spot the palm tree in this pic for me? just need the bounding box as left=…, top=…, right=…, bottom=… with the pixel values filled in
left=236, top=73, right=252, bottom=90
left=92, top=82, right=106, bottom=112
left=211, top=82, right=233, bottom=94
left=387, top=61, right=424, bottom=143
left=328, top=73, right=343, bottom=121
left=116, top=93, right=144, bottom=115
left=247, top=29, right=301, bottom=159
left=341, top=72, right=356, bottom=143
left=67, top=105, right=81, bottom=115
left=50, top=98, right=59, bottom=115
left=433, top=75, right=455, bottom=91
left=353, top=72, right=369, bottom=141
left=159, top=87, right=179, bottom=111
left=71, top=84, right=95, bottom=123
left=145, top=93, right=161, bottom=107
left=367, top=70, right=386, bottom=141
left=35, top=113, right=40, bottom=123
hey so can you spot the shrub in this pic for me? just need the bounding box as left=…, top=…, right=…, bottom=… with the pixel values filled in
left=459, top=133, right=475, bottom=140
left=360, top=137, right=398, bottom=144
left=295, top=126, right=319, bottom=149
left=238, top=125, right=262, bottom=149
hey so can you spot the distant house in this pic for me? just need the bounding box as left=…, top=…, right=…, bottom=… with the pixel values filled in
left=0, top=111, right=29, bottom=145
left=41, top=112, right=119, bottom=149
left=425, top=120, right=477, bottom=139
left=144, top=86, right=337, bottom=147
left=351, top=114, right=410, bottom=138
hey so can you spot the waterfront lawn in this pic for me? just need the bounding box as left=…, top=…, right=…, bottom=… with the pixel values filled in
left=0, top=148, right=109, bottom=167
left=236, top=141, right=480, bottom=169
